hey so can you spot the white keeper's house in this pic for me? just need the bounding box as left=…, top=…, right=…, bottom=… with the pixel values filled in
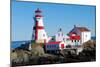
left=69, top=25, right=91, bottom=44
left=55, top=25, right=91, bottom=46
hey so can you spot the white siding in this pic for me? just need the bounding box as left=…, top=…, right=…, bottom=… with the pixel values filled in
left=37, top=30, right=48, bottom=39
left=36, top=30, right=48, bottom=43
left=36, top=17, right=44, bottom=26
left=81, top=32, right=91, bottom=44
left=35, top=17, right=48, bottom=43
left=67, top=40, right=81, bottom=46
left=59, top=42, right=65, bottom=50
left=55, top=32, right=65, bottom=42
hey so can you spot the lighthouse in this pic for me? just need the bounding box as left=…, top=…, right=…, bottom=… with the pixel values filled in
left=33, top=8, right=48, bottom=43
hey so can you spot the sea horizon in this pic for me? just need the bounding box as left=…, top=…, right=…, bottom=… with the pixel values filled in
left=11, top=36, right=96, bottom=49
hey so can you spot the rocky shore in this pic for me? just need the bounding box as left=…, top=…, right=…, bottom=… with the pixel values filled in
left=11, top=40, right=96, bottom=67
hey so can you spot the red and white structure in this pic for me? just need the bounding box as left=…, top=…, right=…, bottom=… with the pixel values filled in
left=55, top=28, right=68, bottom=42
left=69, top=25, right=91, bottom=44
left=55, top=25, right=91, bottom=46
left=69, top=32, right=81, bottom=46
left=33, top=8, right=48, bottom=43
left=55, top=28, right=80, bottom=46
left=45, top=41, right=66, bottom=51
left=32, top=9, right=91, bottom=47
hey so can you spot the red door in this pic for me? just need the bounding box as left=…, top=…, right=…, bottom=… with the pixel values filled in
left=61, top=44, right=64, bottom=49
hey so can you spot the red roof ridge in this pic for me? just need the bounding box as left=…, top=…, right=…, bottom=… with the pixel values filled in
left=76, top=27, right=90, bottom=31
left=46, top=41, right=61, bottom=45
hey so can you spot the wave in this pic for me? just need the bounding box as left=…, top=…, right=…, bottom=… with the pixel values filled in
left=11, top=40, right=31, bottom=49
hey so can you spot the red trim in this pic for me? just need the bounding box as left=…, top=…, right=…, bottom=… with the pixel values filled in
left=35, top=22, right=38, bottom=40
left=35, top=21, right=44, bottom=40
left=36, top=26, right=44, bottom=29
left=70, top=32, right=76, bottom=35
left=35, top=15, right=42, bottom=17
left=44, top=39, right=46, bottom=44
left=70, top=36, right=80, bottom=40
left=61, top=44, right=64, bottom=48
left=46, top=41, right=61, bottom=45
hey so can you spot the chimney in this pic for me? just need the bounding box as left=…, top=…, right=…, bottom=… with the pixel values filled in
left=74, top=25, right=76, bottom=28
left=59, top=28, right=62, bottom=31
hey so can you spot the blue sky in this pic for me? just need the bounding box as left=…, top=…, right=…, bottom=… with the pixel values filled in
left=12, top=0, right=96, bottom=41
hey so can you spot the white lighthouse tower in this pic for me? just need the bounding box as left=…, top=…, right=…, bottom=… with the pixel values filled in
left=33, top=8, right=48, bottom=43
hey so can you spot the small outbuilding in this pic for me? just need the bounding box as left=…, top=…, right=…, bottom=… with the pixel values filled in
left=45, top=41, right=66, bottom=51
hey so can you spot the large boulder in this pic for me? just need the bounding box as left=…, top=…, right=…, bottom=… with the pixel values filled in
left=11, top=49, right=31, bottom=63
left=11, top=51, right=18, bottom=63
left=83, top=40, right=96, bottom=49
left=31, top=45, right=45, bottom=56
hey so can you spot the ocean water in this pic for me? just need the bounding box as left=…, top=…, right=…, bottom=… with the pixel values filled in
left=11, top=36, right=96, bottom=49
left=11, top=40, right=31, bottom=49
left=91, top=36, right=96, bottom=40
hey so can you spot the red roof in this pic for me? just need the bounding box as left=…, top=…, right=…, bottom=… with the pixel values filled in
left=70, top=36, right=80, bottom=40
left=69, top=26, right=90, bottom=33
left=35, top=15, right=42, bottom=17
left=46, top=41, right=61, bottom=45
left=36, top=26, right=44, bottom=29
left=76, top=27, right=90, bottom=32
left=69, top=32, right=77, bottom=35
left=68, top=26, right=90, bottom=36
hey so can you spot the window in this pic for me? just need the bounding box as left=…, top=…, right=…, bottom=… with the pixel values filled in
left=85, top=35, right=87, bottom=37
left=49, top=45, right=52, bottom=48
left=75, top=40, right=76, bottom=42
left=58, top=33, right=60, bottom=36
left=62, top=33, right=63, bottom=36
left=43, top=34, right=45, bottom=37
left=52, top=45, right=54, bottom=48
left=61, top=44, right=64, bottom=49
left=54, top=45, right=56, bottom=48
left=47, top=45, right=49, bottom=48
left=66, top=39, right=70, bottom=41
left=52, top=38, right=54, bottom=40
left=63, top=38, right=65, bottom=41
left=72, top=40, right=73, bottom=42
